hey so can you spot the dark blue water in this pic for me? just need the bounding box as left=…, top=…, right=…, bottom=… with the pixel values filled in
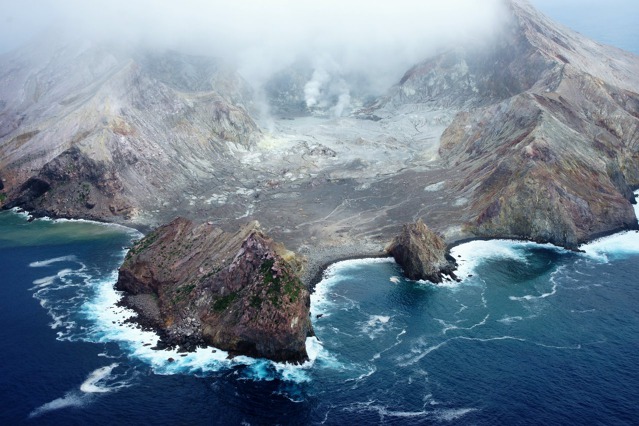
left=1, top=195, right=639, bottom=425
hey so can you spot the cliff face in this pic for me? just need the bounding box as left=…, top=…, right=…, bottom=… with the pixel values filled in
left=0, top=45, right=260, bottom=223
left=439, top=82, right=639, bottom=247
left=116, top=217, right=313, bottom=363
left=2, top=0, right=639, bottom=265
left=375, top=0, right=639, bottom=248
left=387, top=219, right=456, bottom=283
left=6, top=146, right=134, bottom=220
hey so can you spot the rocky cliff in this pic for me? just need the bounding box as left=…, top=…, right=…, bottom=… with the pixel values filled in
left=0, top=45, right=260, bottom=223
left=370, top=0, right=639, bottom=248
left=387, top=219, right=457, bottom=283
left=116, top=217, right=313, bottom=363
left=2, top=0, right=639, bottom=273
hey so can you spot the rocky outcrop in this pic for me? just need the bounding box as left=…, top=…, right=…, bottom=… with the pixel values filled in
left=387, top=219, right=456, bottom=283
left=116, top=217, right=313, bottom=363
left=5, top=146, right=134, bottom=220
left=0, top=46, right=260, bottom=224
left=2, top=0, right=639, bottom=267
left=373, top=0, right=639, bottom=249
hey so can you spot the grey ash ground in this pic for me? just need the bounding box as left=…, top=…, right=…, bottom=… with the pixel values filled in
left=2, top=0, right=639, bottom=283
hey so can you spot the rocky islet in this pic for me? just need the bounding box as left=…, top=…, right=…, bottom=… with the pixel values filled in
left=2, top=0, right=639, bottom=360
left=116, top=217, right=313, bottom=362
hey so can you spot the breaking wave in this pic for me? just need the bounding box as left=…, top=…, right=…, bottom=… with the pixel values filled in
left=7, top=186, right=639, bottom=424
left=29, top=363, right=130, bottom=418
left=31, top=252, right=328, bottom=382
left=580, top=190, right=639, bottom=261
left=29, top=255, right=79, bottom=268
left=450, top=239, right=568, bottom=282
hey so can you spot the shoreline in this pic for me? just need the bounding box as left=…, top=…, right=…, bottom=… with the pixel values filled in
left=301, top=217, right=639, bottom=289
left=304, top=251, right=390, bottom=290
left=5, top=197, right=639, bottom=291
left=5, top=200, right=639, bottom=357
left=3, top=207, right=153, bottom=234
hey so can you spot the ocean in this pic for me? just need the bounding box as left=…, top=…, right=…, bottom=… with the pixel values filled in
left=1, top=195, right=639, bottom=425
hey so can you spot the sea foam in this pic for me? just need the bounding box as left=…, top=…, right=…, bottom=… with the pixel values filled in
left=361, top=315, right=392, bottom=339
left=82, top=264, right=328, bottom=382
left=29, top=255, right=78, bottom=268
left=579, top=191, right=639, bottom=261
left=450, top=239, right=567, bottom=282
left=29, top=241, right=328, bottom=383
left=29, top=363, right=129, bottom=418
left=580, top=231, right=639, bottom=262
left=311, top=257, right=395, bottom=318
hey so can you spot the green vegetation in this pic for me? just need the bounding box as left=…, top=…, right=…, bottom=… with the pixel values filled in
left=173, top=282, right=196, bottom=304
left=213, top=292, right=238, bottom=312
left=250, top=294, right=263, bottom=308
left=261, top=258, right=302, bottom=306
left=125, top=231, right=159, bottom=259
left=0, top=192, right=6, bottom=203
left=64, top=162, right=76, bottom=174
left=76, top=182, right=91, bottom=204
left=261, top=259, right=276, bottom=281
left=283, top=275, right=302, bottom=304
left=178, top=283, right=196, bottom=295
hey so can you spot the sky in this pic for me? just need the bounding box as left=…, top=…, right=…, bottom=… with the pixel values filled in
left=1, top=1, right=637, bottom=53
left=530, top=0, right=639, bottom=54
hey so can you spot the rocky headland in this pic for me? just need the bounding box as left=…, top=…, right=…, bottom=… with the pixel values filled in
left=116, top=217, right=313, bottom=363
left=2, top=1, right=639, bottom=358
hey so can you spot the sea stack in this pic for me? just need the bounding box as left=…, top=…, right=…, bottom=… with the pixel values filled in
left=116, top=217, right=313, bottom=363
left=387, top=219, right=457, bottom=283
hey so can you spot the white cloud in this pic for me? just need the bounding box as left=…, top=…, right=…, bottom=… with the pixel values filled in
left=0, top=1, right=519, bottom=119
left=0, top=1, right=508, bottom=76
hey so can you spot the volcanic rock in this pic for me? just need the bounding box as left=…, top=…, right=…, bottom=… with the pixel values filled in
left=0, top=46, right=259, bottom=223
left=2, top=0, right=639, bottom=271
left=370, top=0, right=639, bottom=248
left=387, top=219, right=456, bottom=283
left=116, top=217, right=313, bottom=363
left=431, top=0, right=639, bottom=248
